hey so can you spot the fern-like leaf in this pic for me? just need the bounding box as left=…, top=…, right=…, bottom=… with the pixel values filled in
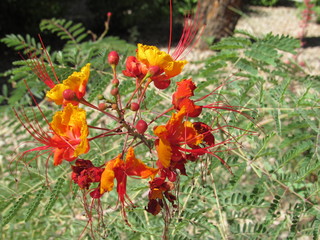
left=1, top=34, right=42, bottom=54
left=40, top=18, right=88, bottom=44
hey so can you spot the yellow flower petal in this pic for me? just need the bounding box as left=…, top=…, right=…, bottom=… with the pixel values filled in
left=46, top=63, right=91, bottom=105
left=46, top=84, right=68, bottom=105
left=136, top=44, right=187, bottom=78
left=63, top=63, right=90, bottom=96
left=50, top=103, right=89, bottom=158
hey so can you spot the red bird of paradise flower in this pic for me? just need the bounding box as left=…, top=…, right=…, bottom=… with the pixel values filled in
left=26, top=38, right=91, bottom=106
left=122, top=1, right=203, bottom=89
left=153, top=107, right=203, bottom=169
left=99, top=147, right=158, bottom=220
left=153, top=105, right=241, bottom=176
left=15, top=103, right=90, bottom=166
left=172, top=78, right=254, bottom=121
left=146, top=177, right=176, bottom=216
left=71, top=159, right=104, bottom=198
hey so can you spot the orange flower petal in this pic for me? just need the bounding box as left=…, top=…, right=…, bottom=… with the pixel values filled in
left=100, top=155, right=123, bottom=194
left=172, top=79, right=202, bottom=117
left=149, top=188, right=163, bottom=199
left=174, top=78, right=196, bottom=99
left=53, top=148, right=65, bottom=166
left=166, top=107, right=187, bottom=133
left=100, top=168, right=115, bottom=194
left=178, top=98, right=202, bottom=118
left=181, top=121, right=203, bottom=145
left=155, top=138, right=172, bottom=168
left=125, top=147, right=159, bottom=178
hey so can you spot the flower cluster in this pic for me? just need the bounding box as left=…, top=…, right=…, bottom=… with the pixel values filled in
left=16, top=8, right=252, bottom=226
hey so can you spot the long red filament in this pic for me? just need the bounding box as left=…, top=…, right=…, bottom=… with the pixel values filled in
left=168, top=0, right=173, bottom=54
left=38, top=34, right=60, bottom=84
left=172, top=1, right=204, bottom=60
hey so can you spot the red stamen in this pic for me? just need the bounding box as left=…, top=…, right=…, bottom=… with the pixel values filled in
left=168, top=0, right=173, bottom=54
left=38, top=34, right=60, bottom=84
left=172, top=1, right=204, bottom=60
left=22, top=35, right=60, bottom=88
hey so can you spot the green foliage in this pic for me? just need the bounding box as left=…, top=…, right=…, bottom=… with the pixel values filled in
left=248, top=0, right=280, bottom=6
left=24, top=185, right=47, bottom=221
left=176, top=0, right=198, bottom=15
left=2, top=193, right=30, bottom=226
left=0, top=34, right=43, bottom=55
left=44, top=178, right=65, bottom=215
left=40, top=18, right=88, bottom=44
left=0, top=18, right=136, bottom=107
left=0, top=17, right=319, bottom=240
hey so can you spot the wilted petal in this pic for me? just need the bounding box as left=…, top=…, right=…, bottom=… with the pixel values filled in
left=146, top=199, right=162, bottom=216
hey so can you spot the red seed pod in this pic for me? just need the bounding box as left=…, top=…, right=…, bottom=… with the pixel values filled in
left=111, top=103, right=117, bottom=110
left=112, top=78, right=119, bottom=86
left=63, top=89, right=76, bottom=101
left=108, top=51, right=119, bottom=66
left=130, top=102, right=140, bottom=111
left=98, top=102, right=107, bottom=110
left=136, top=120, right=148, bottom=134
left=299, top=61, right=306, bottom=67
left=111, top=88, right=119, bottom=96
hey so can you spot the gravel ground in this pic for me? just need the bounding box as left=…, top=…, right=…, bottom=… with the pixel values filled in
left=235, top=6, right=320, bottom=75
left=185, top=6, right=320, bottom=75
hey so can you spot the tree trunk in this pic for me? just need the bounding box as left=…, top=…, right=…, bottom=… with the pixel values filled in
left=196, top=0, right=243, bottom=50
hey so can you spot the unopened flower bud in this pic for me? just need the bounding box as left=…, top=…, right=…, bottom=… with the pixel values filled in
left=130, top=102, right=140, bottom=111
left=111, top=88, right=119, bottom=96
left=108, top=51, right=119, bottom=66
left=98, top=102, right=107, bottom=110
left=112, top=78, right=119, bottom=86
left=111, top=103, right=117, bottom=110
left=107, top=12, right=112, bottom=17
left=63, top=89, right=77, bottom=101
left=97, top=94, right=104, bottom=100
left=136, top=120, right=148, bottom=134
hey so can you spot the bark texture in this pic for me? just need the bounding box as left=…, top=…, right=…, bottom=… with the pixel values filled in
left=196, top=0, right=243, bottom=50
